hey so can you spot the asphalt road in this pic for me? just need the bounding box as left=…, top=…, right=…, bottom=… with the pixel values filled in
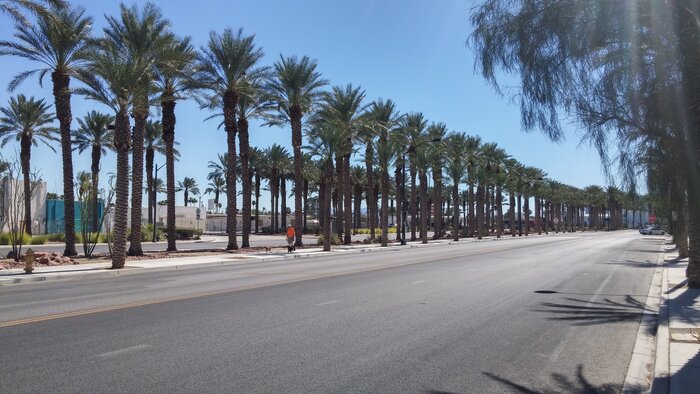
left=0, top=231, right=663, bottom=393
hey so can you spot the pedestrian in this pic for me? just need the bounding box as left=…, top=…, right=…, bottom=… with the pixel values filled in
left=286, top=224, right=295, bottom=252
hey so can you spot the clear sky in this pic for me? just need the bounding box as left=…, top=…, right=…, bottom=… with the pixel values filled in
left=0, top=0, right=610, bottom=211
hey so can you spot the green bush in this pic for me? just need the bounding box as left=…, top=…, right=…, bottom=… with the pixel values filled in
left=0, top=232, right=30, bottom=245
left=47, top=233, right=65, bottom=242
left=30, top=235, right=47, bottom=245
left=317, top=233, right=340, bottom=245
left=355, top=227, right=397, bottom=234
left=174, top=227, right=203, bottom=240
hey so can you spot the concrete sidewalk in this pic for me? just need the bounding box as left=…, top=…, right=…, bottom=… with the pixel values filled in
left=650, top=247, right=700, bottom=393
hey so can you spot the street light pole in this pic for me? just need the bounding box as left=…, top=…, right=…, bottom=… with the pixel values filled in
left=153, top=163, right=165, bottom=242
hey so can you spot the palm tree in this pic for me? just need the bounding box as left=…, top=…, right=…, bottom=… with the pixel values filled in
left=266, top=55, right=328, bottom=246
left=426, top=122, right=447, bottom=238
left=316, top=84, right=366, bottom=244
left=249, top=146, right=265, bottom=232
left=445, top=132, right=469, bottom=241
left=0, top=2, right=92, bottom=256
left=177, top=177, right=199, bottom=207
left=144, top=120, right=179, bottom=225
left=73, top=110, right=114, bottom=232
left=0, top=0, right=64, bottom=25
left=77, top=38, right=147, bottom=269
left=265, top=144, right=290, bottom=233
left=104, top=2, right=173, bottom=256
left=305, top=124, right=346, bottom=251
left=156, top=35, right=196, bottom=252
left=350, top=165, right=366, bottom=230
left=195, top=28, right=264, bottom=250
left=0, top=94, right=57, bottom=236
left=365, top=99, right=401, bottom=246
left=205, top=174, right=225, bottom=214
left=235, top=71, right=270, bottom=247
left=207, top=152, right=228, bottom=181
left=399, top=112, right=428, bottom=241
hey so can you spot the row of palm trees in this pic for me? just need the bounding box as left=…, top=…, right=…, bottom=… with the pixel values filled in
left=0, top=1, right=643, bottom=268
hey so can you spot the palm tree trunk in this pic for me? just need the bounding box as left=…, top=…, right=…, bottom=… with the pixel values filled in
left=184, top=189, right=189, bottom=207
left=303, top=179, right=309, bottom=230
left=484, top=186, right=491, bottom=234
left=161, top=99, right=177, bottom=252
left=510, top=192, right=516, bottom=237
left=535, top=196, right=541, bottom=235
left=365, top=145, right=375, bottom=239
left=517, top=194, right=523, bottom=236
left=255, top=173, right=261, bottom=233
left=323, top=159, right=333, bottom=251
left=52, top=71, right=76, bottom=256
left=453, top=185, right=460, bottom=241
left=353, top=183, right=361, bottom=231
left=111, top=108, right=131, bottom=269
left=128, top=109, right=146, bottom=256
left=291, top=106, right=304, bottom=247
left=433, top=169, right=442, bottom=239
left=223, top=90, right=238, bottom=250
left=420, top=172, right=428, bottom=244
left=335, top=155, right=343, bottom=237
left=476, top=184, right=484, bottom=240
left=496, top=184, right=503, bottom=238
left=381, top=168, right=390, bottom=247
left=395, top=164, right=402, bottom=241
left=281, top=178, right=287, bottom=229
left=343, top=153, right=352, bottom=245
left=20, top=135, right=32, bottom=236
left=238, top=115, right=251, bottom=248
left=91, top=146, right=101, bottom=233
left=145, top=147, right=154, bottom=225
left=468, top=182, right=475, bottom=237
left=524, top=194, right=530, bottom=236
left=409, top=164, right=417, bottom=241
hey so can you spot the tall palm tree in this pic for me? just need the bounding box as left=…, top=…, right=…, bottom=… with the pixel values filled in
left=156, top=35, right=196, bottom=251
left=73, top=110, right=114, bottom=232
left=399, top=112, right=428, bottom=241
left=144, top=120, right=179, bottom=225
left=365, top=99, right=401, bottom=246
left=0, top=94, right=57, bottom=235
left=236, top=71, right=270, bottom=247
left=316, top=84, right=366, bottom=244
left=445, top=132, right=469, bottom=241
left=266, top=55, right=328, bottom=247
left=305, top=124, right=345, bottom=251
left=195, top=28, right=264, bottom=250
left=265, top=144, right=290, bottom=233
left=464, top=136, right=482, bottom=237
left=426, top=122, right=447, bottom=238
left=249, top=146, right=265, bottom=232
left=205, top=174, right=225, bottom=214
left=0, top=2, right=92, bottom=255
left=177, top=177, right=199, bottom=206
left=77, top=39, right=147, bottom=269
left=104, top=2, right=173, bottom=256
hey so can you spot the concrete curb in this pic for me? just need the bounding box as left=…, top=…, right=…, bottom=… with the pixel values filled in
left=622, top=243, right=666, bottom=393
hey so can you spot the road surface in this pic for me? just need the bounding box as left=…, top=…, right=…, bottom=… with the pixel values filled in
left=0, top=231, right=663, bottom=393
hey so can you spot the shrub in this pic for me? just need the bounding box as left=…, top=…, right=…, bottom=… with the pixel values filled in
left=30, top=235, right=47, bottom=245
left=317, top=233, right=340, bottom=245
left=260, top=226, right=275, bottom=234
left=0, top=233, right=9, bottom=245
left=355, top=227, right=397, bottom=235
left=174, top=227, right=203, bottom=240
left=47, top=233, right=65, bottom=242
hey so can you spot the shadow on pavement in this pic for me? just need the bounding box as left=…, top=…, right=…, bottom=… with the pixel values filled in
left=533, top=295, right=652, bottom=326
left=482, top=364, right=640, bottom=393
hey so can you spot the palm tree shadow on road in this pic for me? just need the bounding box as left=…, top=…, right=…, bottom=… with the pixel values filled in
left=481, top=364, right=641, bottom=393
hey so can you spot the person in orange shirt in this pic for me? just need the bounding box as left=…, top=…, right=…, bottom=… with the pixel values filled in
left=286, top=225, right=295, bottom=248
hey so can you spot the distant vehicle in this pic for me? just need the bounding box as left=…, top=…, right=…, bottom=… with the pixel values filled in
left=639, top=225, right=665, bottom=235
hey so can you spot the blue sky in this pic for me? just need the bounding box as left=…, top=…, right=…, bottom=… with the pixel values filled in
left=0, top=0, right=609, bottom=210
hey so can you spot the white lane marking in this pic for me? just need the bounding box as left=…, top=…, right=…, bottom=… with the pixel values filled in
left=315, top=300, right=341, bottom=306
left=97, top=344, right=150, bottom=359
left=412, top=280, right=426, bottom=284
